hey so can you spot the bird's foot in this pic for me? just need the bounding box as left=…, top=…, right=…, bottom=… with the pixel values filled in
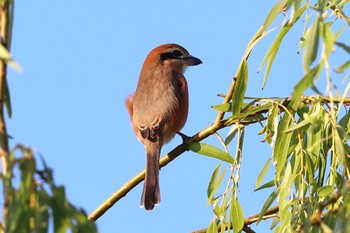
left=177, top=132, right=191, bottom=151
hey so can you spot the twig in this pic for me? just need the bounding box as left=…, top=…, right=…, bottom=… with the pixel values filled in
left=191, top=205, right=279, bottom=233
left=88, top=96, right=350, bottom=221
left=0, top=1, right=11, bottom=231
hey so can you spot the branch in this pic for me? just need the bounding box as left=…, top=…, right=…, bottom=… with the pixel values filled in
left=191, top=205, right=279, bottom=233
left=88, top=95, right=350, bottom=221
left=0, top=1, right=11, bottom=230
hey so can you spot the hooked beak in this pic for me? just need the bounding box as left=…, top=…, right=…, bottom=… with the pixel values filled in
left=183, top=55, right=202, bottom=66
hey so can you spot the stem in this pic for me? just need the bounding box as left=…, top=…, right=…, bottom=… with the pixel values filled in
left=88, top=96, right=350, bottom=221
left=0, top=1, right=11, bottom=231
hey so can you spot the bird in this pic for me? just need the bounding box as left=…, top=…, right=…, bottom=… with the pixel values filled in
left=125, top=43, right=202, bottom=210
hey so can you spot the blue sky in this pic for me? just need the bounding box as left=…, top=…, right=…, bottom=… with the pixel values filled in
left=7, top=1, right=350, bottom=233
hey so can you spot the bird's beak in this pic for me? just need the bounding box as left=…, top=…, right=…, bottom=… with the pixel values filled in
left=183, top=55, right=202, bottom=66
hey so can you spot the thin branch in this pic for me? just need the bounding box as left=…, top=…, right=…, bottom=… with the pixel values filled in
left=214, top=25, right=267, bottom=123
left=0, top=1, right=11, bottom=231
left=88, top=96, right=350, bottom=221
left=191, top=205, right=279, bottom=233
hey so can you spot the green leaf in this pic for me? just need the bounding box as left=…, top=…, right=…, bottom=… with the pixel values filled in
left=207, top=163, right=222, bottom=198
left=335, top=41, right=350, bottom=54
left=278, top=163, right=293, bottom=207
left=317, top=185, right=333, bottom=197
left=225, top=124, right=244, bottom=145
left=335, top=61, right=350, bottom=73
left=302, top=15, right=321, bottom=72
left=4, top=78, right=12, bottom=118
left=189, top=142, right=235, bottom=164
left=212, top=103, right=231, bottom=112
left=0, top=44, right=22, bottom=71
left=232, top=60, right=248, bottom=115
left=321, top=22, right=336, bottom=56
left=258, top=188, right=279, bottom=222
left=274, top=65, right=323, bottom=181
left=263, top=0, right=285, bottom=30
left=207, top=169, right=226, bottom=205
left=255, top=180, right=275, bottom=191
left=292, top=64, right=322, bottom=103
left=259, top=3, right=307, bottom=89
left=207, top=220, right=218, bottom=233
left=230, top=199, right=244, bottom=233
left=255, top=158, right=272, bottom=189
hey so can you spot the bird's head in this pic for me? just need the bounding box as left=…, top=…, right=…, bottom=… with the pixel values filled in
left=145, top=43, right=202, bottom=74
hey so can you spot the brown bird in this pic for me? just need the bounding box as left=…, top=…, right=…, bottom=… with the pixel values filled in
left=125, top=43, right=202, bottom=210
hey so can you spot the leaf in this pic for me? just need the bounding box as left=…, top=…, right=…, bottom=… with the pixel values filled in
left=255, top=158, right=272, bottom=189
left=259, top=3, right=307, bottom=89
left=262, top=0, right=285, bottom=30
left=212, top=103, right=231, bottom=112
left=232, top=60, right=248, bottom=115
left=274, top=65, right=322, bottom=182
left=303, top=15, right=320, bottom=72
left=258, top=188, right=279, bottom=222
left=207, top=163, right=222, bottom=198
left=335, top=61, right=350, bottom=73
left=207, top=169, right=226, bottom=205
left=292, top=64, right=322, bottom=103
left=189, top=142, right=235, bottom=164
left=320, top=22, right=336, bottom=56
left=230, top=199, right=244, bottom=233
left=0, top=44, right=22, bottom=71
left=317, top=185, right=333, bottom=197
left=335, top=41, right=350, bottom=54
left=278, top=163, right=293, bottom=207
left=225, top=124, right=244, bottom=145
left=207, top=220, right=218, bottom=233
left=4, top=78, right=11, bottom=118
left=255, top=180, right=275, bottom=191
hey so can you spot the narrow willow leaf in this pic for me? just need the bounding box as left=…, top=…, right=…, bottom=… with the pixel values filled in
left=303, top=15, right=321, bottom=72
left=263, top=103, right=279, bottom=144
left=0, top=44, right=22, bottom=71
left=207, top=163, right=222, bottom=198
left=4, top=79, right=11, bottom=118
left=207, top=220, right=218, bottom=233
left=232, top=60, right=248, bottom=115
left=258, top=188, right=279, bottom=222
left=189, top=142, right=235, bottom=164
left=263, top=0, right=285, bottom=30
left=317, top=185, right=333, bottom=197
left=212, top=103, right=231, bottom=112
left=259, top=3, right=307, bottom=89
left=255, top=180, right=275, bottom=191
left=207, top=170, right=226, bottom=205
left=270, top=217, right=280, bottom=230
left=274, top=112, right=293, bottom=182
left=225, top=124, right=243, bottom=145
left=230, top=102, right=272, bottom=121
left=292, top=64, right=322, bottom=103
left=230, top=199, right=244, bottom=233
left=278, top=163, right=293, bottom=207
left=321, top=22, right=336, bottom=56
left=335, top=41, right=350, bottom=54
left=255, top=158, right=272, bottom=189
left=335, top=61, right=350, bottom=73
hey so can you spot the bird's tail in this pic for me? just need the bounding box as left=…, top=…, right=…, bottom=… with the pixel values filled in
left=141, top=141, right=161, bottom=211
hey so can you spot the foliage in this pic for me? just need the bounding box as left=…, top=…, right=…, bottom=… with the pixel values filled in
left=0, top=1, right=98, bottom=232
left=191, top=0, right=350, bottom=232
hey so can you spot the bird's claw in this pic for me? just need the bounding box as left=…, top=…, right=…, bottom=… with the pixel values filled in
left=177, top=132, right=190, bottom=151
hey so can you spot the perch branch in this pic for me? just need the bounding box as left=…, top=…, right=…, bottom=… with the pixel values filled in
left=88, top=96, right=350, bottom=221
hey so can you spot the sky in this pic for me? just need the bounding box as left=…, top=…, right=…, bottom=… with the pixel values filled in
left=5, top=1, right=350, bottom=233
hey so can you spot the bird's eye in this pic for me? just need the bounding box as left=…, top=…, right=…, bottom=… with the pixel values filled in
left=171, top=49, right=183, bottom=58
left=160, top=49, right=184, bottom=61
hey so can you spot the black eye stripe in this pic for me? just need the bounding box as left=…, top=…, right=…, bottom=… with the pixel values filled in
left=160, top=49, right=183, bottom=61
